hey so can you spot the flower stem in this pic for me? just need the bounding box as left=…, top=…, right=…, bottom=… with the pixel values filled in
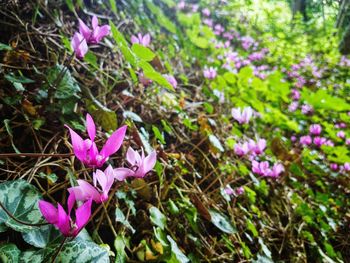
left=50, top=236, right=67, bottom=263
left=0, top=201, right=49, bottom=226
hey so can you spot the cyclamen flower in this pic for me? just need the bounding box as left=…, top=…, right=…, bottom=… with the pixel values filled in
left=330, top=163, right=338, bottom=171
left=202, top=8, right=211, bottom=17
left=291, top=89, right=300, bottom=100
left=65, top=114, right=127, bottom=168
left=71, top=32, right=88, bottom=59
left=346, top=139, right=350, bottom=145
left=248, top=139, right=266, bottom=155
left=342, top=163, right=350, bottom=172
left=231, top=107, right=254, bottom=124
left=269, top=163, right=284, bottom=178
left=337, top=131, right=345, bottom=139
left=301, top=104, right=313, bottom=115
left=114, top=147, right=157, bottom=179
left=38, top=193, right=92, bottom=237
left=164, top=75, right=177, bottom=89
left=203, top=67, right=217, bottom=79
left=234, top=142, right=249, bottom=156
left=288, top=102, right=299, bottom=112
left=300, top=135, right=312, bottom=146
left=252, top=160, right=271, bottom=176
left=224, top=185, right=244, bottom=196
left=131, top=33, right=151, bottom=47
left=309, top=124, right=321, bottom=136
left=313, top=137, right=327, bottom=147
left=79, top=15, right=110, bottom=44
left=68, top=165, right=115, bottom=203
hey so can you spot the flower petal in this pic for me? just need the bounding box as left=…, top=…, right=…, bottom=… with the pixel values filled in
left=57, top=204, right=71, bottom=237
left=131, top=35, right=139, bottom=44
left=142, top=151, right=157, bottom=174
left=86, top=113, right=96, bottom=142
left=113, top=167, right=134, bottom=181
left=126, top=147, right=139, bottom=166
left=91, top=15, right=98, bottom=29
left=75, top=198, right=93, bottom=236
left=93, top=25, right=110, bottom=43
left=100, top=125, right=127, bottom=159
left=67, top=191, right=76, bottom=216
left=76, top=179, right=100, bottom=203
left=78, top=19, right=91, bottom=40
left=142, top=33, right=151, bottom=46
left=94, top=169, right=107, bottom=191
left=38, top=200, right=58, bottom=225
left=65, top=125, right=87, bottom=162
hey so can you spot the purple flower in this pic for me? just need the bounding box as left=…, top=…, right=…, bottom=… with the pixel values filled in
left=252, top=160, right=271, bottom=176
left=309, top=124, right=321, bottom=136
left=342, top=162, right=350, bottom=172
left=300, top=135, right=312, bottom=146
left=203, top=67, right=217, bottom=79
left=234, top=142, right=249, bottom=156
left=131, top=33, right=151, bottom=47
left=301, top=104, right=313, bottom=115
left=38, top=193, right=92, bottom=237
left=113, top=147, right=157, bottom=179
left=235, top=186, right=245, bottom=195
left=71, top=32, right=88, bottom=59
left=65, top=114, right=127, bottom=168
left=79, top=15, right=110, bottom=44
left=291, top=89, right=300, bottom=100
left=346, top=139, right=350, bottom=145
left=313, top=137, right=327, bottom=147
left=269, top=163, right=284, bottom=178
left=337, top=131, right=345, bottom=139
left=288, top=102, right=299, bottom=112
left=231, top=107, right=254, bottom=124
left=202, top=8, right=210, bottom=16
left=224, top=185, right=234, bottom=195
left=68, top=165, right=115, bottom=203
left=164, top=74, right=177, bottom=89
left=330, top=163, right=338, bottom=171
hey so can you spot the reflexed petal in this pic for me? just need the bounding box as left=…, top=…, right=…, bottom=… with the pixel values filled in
left=86, top=113, right=96, bottom=141
left=38, top=200, right=58, bottom=225
left=76, top=180, right=100, bottom=203
left=75, top=198, right=93, bottom=235
left=113, top=167, right=134, bottom=181
left=94, top=25, right=110, bottom=43
left=91, top=15, right=98, bottom=29
left=143, top=151, right=157, bottom=174
left=126, top=147, right=137, bottom=165
left=131, top=35, right=139, bottom=44
left=94, top=169, right=107, bottom=191
left=57, top=204, right=70, bottom=236
left=142, top=33, right=151, bottom=46
left=100, top=125, right=127, bottom=159
left=67, top=191, right=76, bottom=215
left=231, top=108, right=241, bottom=121
left=78, top=19, right=91, bottom=40
left=65, top=125, right=87, bottom=162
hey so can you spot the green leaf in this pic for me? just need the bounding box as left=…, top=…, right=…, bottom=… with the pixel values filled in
left=167, top=236, right=190, bottom=263
left=114, top=235, right=127, bottom=263
left=109, top=0, right=117, bottom=14
left=139, top=61, right=174, bottom=91
left=0, top=243, right=21, bottom=263
left=301, top=89, right=350, bottom=111
left=3, top=119, right=21, bottom=153
left=0, top=180, right=42, bottom=232
left=20, top=240, right=109, bottom=263
left=22, top=224, right=92, bottom=248
left=115, top=208, right=135, bottom=233
left=0, top=42, right=12, bottom=51
left=5, top=73, right=35, bottom=84
left=208, top=209, right=237, bottom=234
left=110, top=22, right=137, bottom=66
left=85, top=98, right=117, bottom=132
left=123, top=111, right=143, bottom=123
left=132, top=44, right=155, bottom=61
left=149, top=206, right=167, bottom=230
left=145, top=1, right=176, bottom=34
left=208, top=134, right=224, bottom=152
left=152, top=125, right=166, bottom=144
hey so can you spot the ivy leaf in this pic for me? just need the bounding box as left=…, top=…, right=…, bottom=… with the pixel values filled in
left=115, top=208, right=135, bottom=233
left=20, top=240, right=109, bottom=263
left=149, top=206, right=167, bottom=230
left=114, top=235, right=127, bottom=263
left=208, top=209, right=237, bottom=234
left=0, top=243, right=21, bottom=262
left=0, top=180, right=43, bottom=232
left=167, top=236, right=190, bottom=263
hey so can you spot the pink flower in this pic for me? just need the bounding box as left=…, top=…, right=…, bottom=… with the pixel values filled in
left=342, top=162, right=350, bottom=172
left=68, top=165, right=115, bottom=203
left=114, top=147, right=157, bottom=179
left=309, top=124, right=321, bottom=135
left=301, top=104, right=313, bottom=115
left=203, top=67, right=217, bottom=79
left=234, top=142, right=249, bottom=156
left=252, top=160, right=271, bottom=176
left=131, top=33, right=151, bottom=47
left=313, top=137, right=327, bottom=147
left=224, top=185, right=234, bottom=195
left=337, top=131, right=345, bottom=139
left=79, top=15, right=110, bottom=44
left=330, top=163, right=338, bottom=171
left=138, top=72, right=153, bottom=86
left=300, top=135, right=312, bottom=146
left=269, top=163, right=284, bottom=178
left=288, top=101, right=299, bottom=112
left=71, top=32, right=88, bottom=59
left=231, top=107, right=254, bottom=124
left=235, top=186, right=245, bottom=195
left=346, top=139, right=350, bottom=145
left=65, top=114, right=127, bottom=168
left=38, top=193, right=92, bottom=237
left=248, top=139, right=266, bottom=155
left=164, top=75, right=177, bottom=89
left=202, top=8, right=211, bottom=17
